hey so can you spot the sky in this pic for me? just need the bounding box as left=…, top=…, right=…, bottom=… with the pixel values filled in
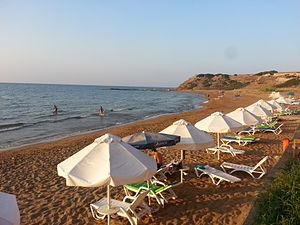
left=0, top=0, right=299, bottom=87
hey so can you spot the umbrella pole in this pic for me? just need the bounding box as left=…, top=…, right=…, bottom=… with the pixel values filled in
left=180, top=149, right=185, bottom=183
left=217, top=133, right=220, bottom=160
left=107, top=185, right=110, bottom=225
left=181, top=149, right=185, bottom=161
left=146, top=180, right=151, bottom=205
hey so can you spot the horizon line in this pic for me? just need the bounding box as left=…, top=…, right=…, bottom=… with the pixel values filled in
left=0, top=81, right=175, bottom=89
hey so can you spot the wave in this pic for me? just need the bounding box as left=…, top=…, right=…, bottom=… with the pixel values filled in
left=110, top=107, right=127, bottom=112
left=107, top=106, right=138, bottom=112
left=0, top=123, right=26, bottom=132
left=34, top=115, right=84, bottom=125
left=0, top=95, right=12, bottom=100
left=36, top=112, right=70, bottom=119
left=88, top=113, right=100, bottom=117
left=0, top=115, right=86, bottom=133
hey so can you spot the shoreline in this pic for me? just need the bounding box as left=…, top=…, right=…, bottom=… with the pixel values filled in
left=0, top=90, right=206, bottom=153
left=1, top=88, right=299, bottom=225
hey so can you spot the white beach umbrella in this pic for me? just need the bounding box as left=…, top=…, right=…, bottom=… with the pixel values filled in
left=226, top=107, right=263, bottom=126
left=160, top=119, right=214, bottom=159
left=268, top=100, right=286, bottom=112
left=0, top=192, right=20, bottom=225
left=255, top=99, right=277, bottom=112
left=195, top=112, right=243, bottom=159
left=246, top=104, right=273, bottom=120
left=276, top=97, right=292, bottom=104
left=57, top=133, right=157, bottom=224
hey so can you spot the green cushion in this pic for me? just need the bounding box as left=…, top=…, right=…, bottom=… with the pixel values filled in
left=256, top=125, right=271, bottom=129
left=227, top=135, right=257, bottom=140
left=124, top=181, right=179, bottom=193
left=256, top=122, right=276, bottom=129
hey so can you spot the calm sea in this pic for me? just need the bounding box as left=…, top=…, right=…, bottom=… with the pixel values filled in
left=0, top=83, right=206, bottom=151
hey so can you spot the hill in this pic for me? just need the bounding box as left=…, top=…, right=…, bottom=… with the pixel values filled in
left=176, top=71, right=300, bottom=91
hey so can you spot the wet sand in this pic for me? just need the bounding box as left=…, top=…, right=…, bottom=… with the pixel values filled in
left=0, top=89, right=299, bottom=225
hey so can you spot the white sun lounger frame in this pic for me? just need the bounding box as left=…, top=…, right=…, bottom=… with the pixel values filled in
left=220, top=156, right=268, bottom=179
left=194, top=165, right=241, bottom=185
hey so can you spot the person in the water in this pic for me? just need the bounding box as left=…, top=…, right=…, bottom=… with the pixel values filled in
left=99, top=106, right=105, bottom=116
left=52, top=105, right=58, bottom=113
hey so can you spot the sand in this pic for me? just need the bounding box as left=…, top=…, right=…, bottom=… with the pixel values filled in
left=0, top=89, right=299, bottom=225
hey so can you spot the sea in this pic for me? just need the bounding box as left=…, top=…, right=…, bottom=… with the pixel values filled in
left=0, top=83, right=207, bottom=151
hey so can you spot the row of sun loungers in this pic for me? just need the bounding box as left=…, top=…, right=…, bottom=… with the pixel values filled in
left=89, top=111, right=293, bottom=224
left=89, top=155, right=270, bottom=224
left=217, top=122, right=283, bottom=147
left=239, top=123, right=283, bottom=135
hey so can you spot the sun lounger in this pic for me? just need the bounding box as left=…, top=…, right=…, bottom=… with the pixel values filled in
left=283, top=109, right=300, bottom=115
left=194, top=165, right=241, bottom=185
left=220, top=135, right=260, bottom=146
left=220, top=156, right=268, bottom=179
left=238, top=125, right=266, bottom=135
left=291, top=101, right=300, bottom=105
left=254, top=123, right=283, bottom=135
left=261, top=121, right=278, bottom=128
left=153, top=162, right=174, bottom=181
left=123, top=180, right=180, bottom=206
left=239, top=123, right=283, bottom=135
left=90, top=189, right=151, bottom=225
left=238, top=126, right=257, bottom=135
left=206, top=144, right=245, bottom=157
left=153, top=159, right=183, bottom=181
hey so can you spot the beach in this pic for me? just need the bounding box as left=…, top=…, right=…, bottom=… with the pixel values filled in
left=0, top=89, right=299, bottom=225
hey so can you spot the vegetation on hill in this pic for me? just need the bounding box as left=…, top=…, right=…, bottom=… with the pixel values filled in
left=273, top=78, right=300, bottom=88
left=255, top=70, right=278, bottom=76
left=260, top=78, right=300, bottom=92
left=254, top=160, right=300, bottom=225
left=176, top=73, right=249, bottom=90
left=176, top=71, right=300, bottom=91
left=196, top=73, right=231, bottom=78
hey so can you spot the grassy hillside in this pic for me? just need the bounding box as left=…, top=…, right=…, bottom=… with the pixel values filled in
left=176, top=71, right=300, bottom=91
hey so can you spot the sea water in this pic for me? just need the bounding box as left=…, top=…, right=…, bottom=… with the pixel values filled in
left=0, top=83, right=206, bottom=150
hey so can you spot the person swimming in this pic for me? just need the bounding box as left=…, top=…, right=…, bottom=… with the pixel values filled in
left=52, top=105, right=58, bottom=113
left=99, top=106, right=105, bottom=116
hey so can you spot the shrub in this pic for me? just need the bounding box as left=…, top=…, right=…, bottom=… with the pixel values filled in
left=255, top=70, right=278, bottom=76
left=196, top=73, right=231, bottom=79
left=254, top=160, right=300, bottom=225
left=224, top=80, right=249, bottom=90
left=202, top=80, right=211, bottom=87
left=196, top=73, right=215, bottom=79
left=285, top=74, right=297, bottom=79
left=186, top=83, right=197, bottom=89
left=273, top=78, right=300, bottom=88
left=261, top=87, right=277, bottom=92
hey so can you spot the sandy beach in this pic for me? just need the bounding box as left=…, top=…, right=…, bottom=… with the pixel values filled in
left=0, top=89, right=299, bottom=225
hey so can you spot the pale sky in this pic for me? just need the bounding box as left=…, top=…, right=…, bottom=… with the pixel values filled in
left=0, top=0, right=299, bottom=87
